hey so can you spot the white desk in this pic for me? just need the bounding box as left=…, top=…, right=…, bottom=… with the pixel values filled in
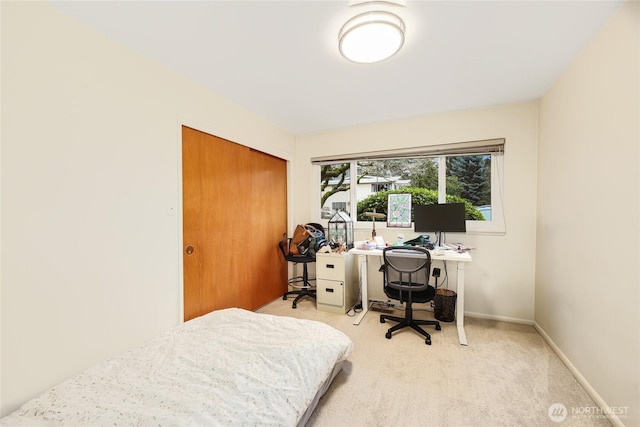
left=349, top=247, right=472, bottom=345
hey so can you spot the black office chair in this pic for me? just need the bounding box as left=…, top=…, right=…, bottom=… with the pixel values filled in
left=379, top=246, right=441, bottom=345
left=278, top=223, right=324, bottom=309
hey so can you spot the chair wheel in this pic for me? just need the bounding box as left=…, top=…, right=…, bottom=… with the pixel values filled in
left=380, top=317, right=386, bottom=323
left=385, top=331, right=392, bottom=339
left=282, top=295, right=287, bottom=300
left=292, top=303, right=297, bottom=309
left=425, top=338, right=431, bottom=345
left=436, top=324, right=441, bottom=331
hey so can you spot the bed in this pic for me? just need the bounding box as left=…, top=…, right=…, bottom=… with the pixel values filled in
left=1, top=308, right=353, bottom=426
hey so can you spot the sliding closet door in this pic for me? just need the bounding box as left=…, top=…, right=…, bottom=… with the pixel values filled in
left=249, top=149, right=288, bottom=308
left=182, top=126, right=287, bottom=321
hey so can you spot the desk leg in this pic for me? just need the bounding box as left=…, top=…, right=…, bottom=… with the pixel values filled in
left=353, top=254, right=369, bottom=325
left=456, top=261, right=468, bottom=345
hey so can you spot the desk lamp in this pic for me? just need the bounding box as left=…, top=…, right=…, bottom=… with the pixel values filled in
left=364, top=211, right=386, bottom=238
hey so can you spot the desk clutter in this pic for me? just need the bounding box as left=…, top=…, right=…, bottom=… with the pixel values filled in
left=353, top=233, right=473, bottom=254
left=354, top=233, right=434, bottom=250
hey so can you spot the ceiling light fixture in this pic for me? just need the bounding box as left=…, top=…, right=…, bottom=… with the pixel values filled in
left=338, top=10, right=405, bottom=64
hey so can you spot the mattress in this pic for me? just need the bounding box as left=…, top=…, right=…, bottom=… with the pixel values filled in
left=1, top=308, right=353, bottom=426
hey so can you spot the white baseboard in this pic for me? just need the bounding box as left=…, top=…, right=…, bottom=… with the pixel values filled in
left=464, top=310, right=534, bottom=325
left=463, top=313, right=626, bottom=426
left=534, top=322, right=625, bottom=427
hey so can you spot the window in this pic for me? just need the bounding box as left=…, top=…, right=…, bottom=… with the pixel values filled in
left=371, top=183, right=388, bottom=192
left=332, top=201, right=347, bottom=212
left=320, top=163, right=351, bottom=218
left=315, top=139, right=505, bottom=234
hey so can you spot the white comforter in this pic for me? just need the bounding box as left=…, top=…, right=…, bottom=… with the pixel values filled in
left=2, top=308, right=353, bottom=426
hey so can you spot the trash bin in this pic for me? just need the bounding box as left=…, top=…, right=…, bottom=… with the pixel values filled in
left=434, top=289, right=457, bottom=322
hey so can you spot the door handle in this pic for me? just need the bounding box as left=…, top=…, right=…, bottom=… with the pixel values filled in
left=185, top=245, right=194, bottom=255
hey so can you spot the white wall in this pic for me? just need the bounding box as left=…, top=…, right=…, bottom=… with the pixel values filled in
left=537, top=1, right=639, bottom=425
left=295, top=102, right=539, bottom=323
left=0, top=2, right=295, bottom=416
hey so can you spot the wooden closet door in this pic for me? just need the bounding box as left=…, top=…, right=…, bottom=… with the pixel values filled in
left=249, top=149, right=288, bottom=308
left=182, top=127, right=252, bottom=321
left=182, top=127, right=287, bottom=321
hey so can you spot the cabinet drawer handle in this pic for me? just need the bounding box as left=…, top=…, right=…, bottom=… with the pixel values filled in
left=326, top=264, right=335, bottom=269
left=325, top=288, right=334, bottom=293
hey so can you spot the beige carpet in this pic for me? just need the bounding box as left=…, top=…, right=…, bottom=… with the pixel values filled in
left=257, top=297, right=611, bottom=427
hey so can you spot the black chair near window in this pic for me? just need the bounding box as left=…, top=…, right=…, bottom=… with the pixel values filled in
left=278, top=223, right=325, bottom=309
left=379, top=246, right=441, bottom=345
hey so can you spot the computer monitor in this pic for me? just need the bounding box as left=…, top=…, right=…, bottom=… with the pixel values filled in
left=414, top=203, right=466, bottom=247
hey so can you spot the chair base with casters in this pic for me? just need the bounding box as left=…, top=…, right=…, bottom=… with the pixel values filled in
left=380, top=300, right=441, bottom=345
left=282, top=265, right=316, bottom=309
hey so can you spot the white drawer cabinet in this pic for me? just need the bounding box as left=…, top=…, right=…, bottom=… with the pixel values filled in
left=316, top=252, right=358, bottom=314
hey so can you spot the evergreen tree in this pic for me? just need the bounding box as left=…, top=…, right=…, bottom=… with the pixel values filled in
left=446, top=155, right=490, bottom=205
left=446, top=175, right=463, bottom=197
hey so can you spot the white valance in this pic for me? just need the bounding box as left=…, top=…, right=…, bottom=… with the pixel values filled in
left=311, top=138, right=505, bottom=164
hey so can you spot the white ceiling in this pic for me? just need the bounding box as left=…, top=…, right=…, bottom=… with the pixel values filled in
left=51, top=1, right=624, bottom=135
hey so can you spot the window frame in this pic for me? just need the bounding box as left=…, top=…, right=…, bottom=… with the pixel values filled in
left=313, top=140, right=506, bottom=235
